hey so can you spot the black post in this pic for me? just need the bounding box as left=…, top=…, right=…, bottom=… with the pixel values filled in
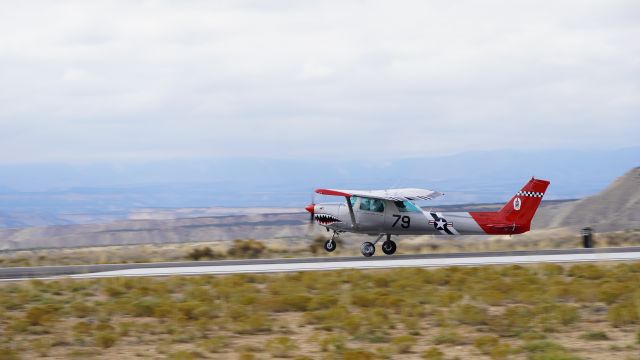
left=581, top=227, right=593, bottom=248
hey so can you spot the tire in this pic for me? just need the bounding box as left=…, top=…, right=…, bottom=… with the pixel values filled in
left=324, top=239, right=337, bottom=252
left=360, top=242, right=375, bottom=257
left=381, top=240, right=397, bottom=255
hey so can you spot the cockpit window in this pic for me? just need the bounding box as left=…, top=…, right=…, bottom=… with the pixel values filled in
left=394, top=200, right=421, bottom=212
left=358, top=197, right=384, bottom=213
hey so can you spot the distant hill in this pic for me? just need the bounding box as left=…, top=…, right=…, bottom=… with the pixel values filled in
left=533, top=167, right=640, bottom=231
left=0, top=147, right=637, bottom=224
left=0, top=168, right=637, bottom=251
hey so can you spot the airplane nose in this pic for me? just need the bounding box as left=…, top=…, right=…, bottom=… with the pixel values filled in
left=305, top=204, right=315, bottom=214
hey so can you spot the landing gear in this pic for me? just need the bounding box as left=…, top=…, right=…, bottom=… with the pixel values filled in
left=361, top=242, right=376, bottom=257
left=382, top=239, right=397, bottom=255
left=324, top=231, right=339, bottom=252
left=360, top=234, right=397, bottom=257
left=324, top=239, right=337, bottom=252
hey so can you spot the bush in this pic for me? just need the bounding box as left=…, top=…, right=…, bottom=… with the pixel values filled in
left=265, top=336, right=298, bottom=357
left=579, top=331, right=609, bottom=341
left=343, top=349, right=376, bottom=360
left=227, top=240, right=266, bottom=258
left=451, top=303, right=488, bottom=326
left=187, top=246, right=220, bottom=261
left=474, top=335, right=499, bottom=354
left=607, top=301, right=639, bottom=327
left=433, top=331, right=463, bottom=345
left=94, top=331, right=118, bottom=348
left=199, top=336, right=231, bottom=353
left=522, top=341, right=581, bottom=360
left=24, top=305, right=59, bottom=326
left=391, top=335, right=417, bottom=353
left=422, top=347, right=444, bottom=360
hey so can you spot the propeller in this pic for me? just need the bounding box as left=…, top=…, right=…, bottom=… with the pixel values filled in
left=305, top=192, right=317, bottom=234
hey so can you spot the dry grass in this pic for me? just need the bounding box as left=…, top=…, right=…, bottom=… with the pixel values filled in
left=1, top=263, right=639, bottom=359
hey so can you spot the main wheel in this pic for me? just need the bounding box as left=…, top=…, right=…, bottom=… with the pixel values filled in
left=360, top=242, right=375, bottom=257
left=324, top=239, right=337, bottom=252
left=381, top=240, right=397, bottom=255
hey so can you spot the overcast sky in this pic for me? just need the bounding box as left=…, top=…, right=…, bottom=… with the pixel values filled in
left=0, top=0, right=638, bottom=164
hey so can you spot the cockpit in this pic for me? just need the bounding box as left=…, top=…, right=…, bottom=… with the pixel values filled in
left=350, top=196, right=385, bottom=212
left=349, top=196, right=421, bottom=213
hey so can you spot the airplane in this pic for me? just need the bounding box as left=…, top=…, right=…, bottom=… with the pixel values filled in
left=305, top=177, right=550, bottom=257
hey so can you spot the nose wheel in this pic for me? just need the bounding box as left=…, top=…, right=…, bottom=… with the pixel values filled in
left=324, top=239, right=337, bottom=252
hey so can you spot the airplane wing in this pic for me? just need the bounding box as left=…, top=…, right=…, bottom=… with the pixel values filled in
left=315, top=188, right=443, bottom=201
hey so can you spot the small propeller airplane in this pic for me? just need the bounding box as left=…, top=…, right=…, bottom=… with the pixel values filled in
left=305, top=177, right=550, bottom=257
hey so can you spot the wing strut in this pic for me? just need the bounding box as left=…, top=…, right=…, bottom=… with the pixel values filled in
left=345, top=196, right=357, bottom=229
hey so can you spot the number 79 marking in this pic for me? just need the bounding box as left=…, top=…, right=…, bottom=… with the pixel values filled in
left=392, top=215, right=410, bottom=228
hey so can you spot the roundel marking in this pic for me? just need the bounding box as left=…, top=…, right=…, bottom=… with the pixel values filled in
left=513, top=197, right=522, bottom=211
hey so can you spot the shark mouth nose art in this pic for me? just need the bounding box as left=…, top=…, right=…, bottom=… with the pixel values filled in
left=314, top=214, right=341, bottom=225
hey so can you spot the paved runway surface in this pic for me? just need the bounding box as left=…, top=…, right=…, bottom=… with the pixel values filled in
left=2, top=247, right=640, bottom=281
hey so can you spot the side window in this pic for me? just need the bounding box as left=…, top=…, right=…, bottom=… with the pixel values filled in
left=349, top=196, right=358, bottom=207
left=359, top=197, right=371, bottom=211
left=371, top=199, right=384, bottom=213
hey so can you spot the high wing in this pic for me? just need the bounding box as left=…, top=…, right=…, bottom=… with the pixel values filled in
left=315, top=188, right=443, bottom=201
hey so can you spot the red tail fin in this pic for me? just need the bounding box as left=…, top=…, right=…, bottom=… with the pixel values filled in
left=499, top=178, right=550, bottom=229
left=470, top=178, right=550, bottom=234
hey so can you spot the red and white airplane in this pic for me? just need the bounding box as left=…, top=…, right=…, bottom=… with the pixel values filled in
left=305, top=178, right=550, bottom=257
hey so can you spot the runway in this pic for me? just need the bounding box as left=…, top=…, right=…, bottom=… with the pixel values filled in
left=2, top=247, right=640, bottom=281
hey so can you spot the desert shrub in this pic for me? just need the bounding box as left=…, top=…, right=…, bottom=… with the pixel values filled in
left=263, top=294, right=312, bottom=312
left=489, top=305, right=534, bottom=336
left=433, top=330, right=463, bottom=345
left=567, top=264, right=605, bottom=280
left=94, top=331, right=118, bottom=348
left=32, top=337, right=53, bottom=356
left=579, top=331, right=609, bottom=341
left=24, top=304, right=59, bottom=326
left=69, top=301, right=95, bottom=318
left=233, top=313, right=272, bottom=334
left=636, top=330, right=640, bottom=344
left=391, top=335, right=416, bottom=353
left=434, top=290, right=463, bottom=307
left=351, top=290, right=377, bottom=308
left=597, top=282, right=633, bottom=305
left=265, top=336, right=298, bottom=357
left=227, top=239, right=266, bottom=258
left=422, top=347, right=444, bottom=360
left=607, top=301, right=639, bottom=326
left=187, top=246, right=222, bottom=261
left=522, top=341, right=581, bottom=360
left=318, top=334, right=346, bottom=352
left=450, top=303, right=488, bottom=326
left=0, top=346, right=20, bottom=360
left=474, top=335, right=499, bottom=354
left=343, top=349, right=376, bottom=360
left=537, top=304, right=580, bottom=331
left=519, top=331, right=547, bottom=341
left=237, top=353, right=256, bottom=360
left=72, top=320, right=93, bottom=336
left=199, top=336, right=231, bottom=353
left=476, top=289, right=506, bottom=306
left=167, top=350, right=205, bottom=360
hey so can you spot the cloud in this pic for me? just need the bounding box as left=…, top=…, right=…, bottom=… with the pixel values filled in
left=0, top=0, right=638, bottom=163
